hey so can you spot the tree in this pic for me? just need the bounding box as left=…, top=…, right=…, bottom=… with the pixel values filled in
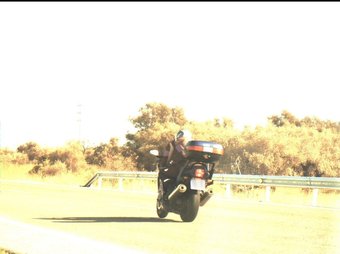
left=126, top=103, right=188, bottom=170
left=213, top=117, right=234, bottom=128
left=130, top=102, right=187, bottom=131
left=268, top=110, right=301, bottom=127
left=300, top=116, right=340, bottom=132
left=86, top=138, right=120, bottom=167
left=269, top=110, right=340, bottom=132
left=48, top=141, right=87, bottom=172
left=17, top=142, right=43, bottom=162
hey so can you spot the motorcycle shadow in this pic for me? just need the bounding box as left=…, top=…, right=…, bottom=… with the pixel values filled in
left=36, top=216, right=179, bottom=223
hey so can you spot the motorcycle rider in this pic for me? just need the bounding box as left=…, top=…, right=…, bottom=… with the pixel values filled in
left=158, top=129, right=192, bottom=197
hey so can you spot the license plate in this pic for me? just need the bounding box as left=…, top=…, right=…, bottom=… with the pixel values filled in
left=190, top=178, right=206, bottom=190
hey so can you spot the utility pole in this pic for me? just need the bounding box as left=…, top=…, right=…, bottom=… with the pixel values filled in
left=0, top=120, right=2, bottom=189
left=0, top=120, right=2, bottom=148
left=77, top=104, right=82, bottom=142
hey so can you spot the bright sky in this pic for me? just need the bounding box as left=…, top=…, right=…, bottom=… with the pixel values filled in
left=0, top=2, right=339, bottom=149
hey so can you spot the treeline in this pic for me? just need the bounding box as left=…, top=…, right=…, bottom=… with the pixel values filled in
left=0, top=138, right=136, bottom=177
left=0, top=103, right=339, bottom=177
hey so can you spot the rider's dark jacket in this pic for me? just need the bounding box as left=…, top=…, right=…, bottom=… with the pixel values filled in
left=159, top=139, right=187, bottom=178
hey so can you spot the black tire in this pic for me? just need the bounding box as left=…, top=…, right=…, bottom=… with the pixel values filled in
left=156, top=199, right=169, bottom=218
left=156, top=177, right=168, bottom=219
left=180, top=190, right=200, bottom=222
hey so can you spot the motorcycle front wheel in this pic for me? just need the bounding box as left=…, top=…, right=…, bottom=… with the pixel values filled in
left=156, top=178, right=169, bottom=219
left=180, top=190, right=200, bottom=222
left=156, top=199, right=169, bottom=218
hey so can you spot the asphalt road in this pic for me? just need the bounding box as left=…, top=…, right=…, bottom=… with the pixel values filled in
left=0, top=180, right=339, bottom=254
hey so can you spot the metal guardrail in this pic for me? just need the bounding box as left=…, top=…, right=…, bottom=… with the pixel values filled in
left=83, top=171, right=157, bottom=187
left=83, top=171, right=340, bottom=207
left=213, top=174, right=340, bottom=189
left=84, top=171, right=340, bottom=189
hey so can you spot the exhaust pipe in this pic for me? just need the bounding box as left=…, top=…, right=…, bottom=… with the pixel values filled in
left=200, top=189, right=213, bottom=206
left=168, top=184, right=187, bottom=201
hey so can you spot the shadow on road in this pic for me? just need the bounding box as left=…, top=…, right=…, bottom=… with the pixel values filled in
left=36, top=216, right=179, bottom=223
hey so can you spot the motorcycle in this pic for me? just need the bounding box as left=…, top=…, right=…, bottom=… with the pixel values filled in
left=150, top=140, right=224, bottom=222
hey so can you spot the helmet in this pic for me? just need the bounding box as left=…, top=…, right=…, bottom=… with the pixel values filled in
left=175, top=129, right=192, bottom=143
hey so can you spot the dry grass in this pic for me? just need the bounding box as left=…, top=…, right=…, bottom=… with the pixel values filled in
left=0, top=163, right=97, bottom=186
left=0, top=163, right=33, bottom=180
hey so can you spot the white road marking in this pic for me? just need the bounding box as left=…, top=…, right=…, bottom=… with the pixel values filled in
left=0, top=216, right=145, bottom=254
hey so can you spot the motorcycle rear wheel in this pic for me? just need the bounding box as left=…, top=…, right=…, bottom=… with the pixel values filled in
left=180, top=190, right=200, bottom=222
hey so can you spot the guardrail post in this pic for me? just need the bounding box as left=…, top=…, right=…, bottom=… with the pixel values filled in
left=119, top=178, right=124, bottom=192
left=98, top=177, right=102, bottom=189
left=265, top=186, right=271, bottom=202
left=312, top=188, right=319, bottom=207
left=225, top=183, right=232, bottom=199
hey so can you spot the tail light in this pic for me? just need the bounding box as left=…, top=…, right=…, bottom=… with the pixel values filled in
left=194, top=168, right=205, bottom=178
